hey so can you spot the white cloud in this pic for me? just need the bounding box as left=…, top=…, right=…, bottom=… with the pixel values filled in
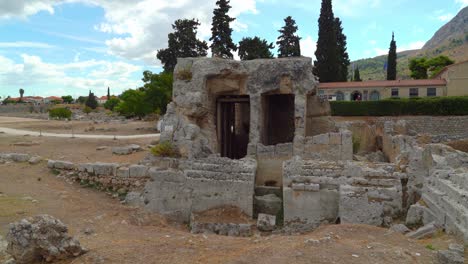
left=300, top=35, right=316, bottom=61
left=0, top=0, right=59, bottom=18
left=399, top=41, right=425, bottom=52
left=437, top=13, right=454, bottom=22
left=455, top=0, right=468, bottom=9
left=0, top=41, right=55, bottom=48
left=0, top=54, right=142, bottom=97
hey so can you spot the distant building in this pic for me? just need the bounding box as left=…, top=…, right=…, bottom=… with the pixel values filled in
left=97, top=96, right=108, bottom=104
left=318, top=60, right=468, bottom=101
left=44, top=96, right=64, bottom=104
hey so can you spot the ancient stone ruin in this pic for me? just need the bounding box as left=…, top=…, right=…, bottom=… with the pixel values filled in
left=137, top=57, right=466, bottom=243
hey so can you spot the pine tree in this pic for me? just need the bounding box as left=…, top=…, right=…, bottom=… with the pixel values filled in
left=276, top=16, right=301, bottom=58
left=107, top=87, right=110, bottom=100
left=314, top=0, right=339, bottom=83
left=210, top=0, right=237, bottom=59
left=334, top=18, right=350, bottom=82
left=354, top=66, right=362, bottom=82
left=157, top=19, right=209, bottom=73
left=387, top=32, right=397, bottom=80
left=238, top=37, right=274, bottom=60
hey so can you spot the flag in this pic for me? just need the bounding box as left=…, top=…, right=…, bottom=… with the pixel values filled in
left=383, top=61, right=388, bottom=71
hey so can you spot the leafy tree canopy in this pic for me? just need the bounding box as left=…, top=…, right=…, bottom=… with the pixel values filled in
left=409, top=55, right=454, bottom=79
left=157, top=19, right=208, bottom=73
left=238, top=37, right=274, bottom=60
left=61, top=95, right=74, bottom=104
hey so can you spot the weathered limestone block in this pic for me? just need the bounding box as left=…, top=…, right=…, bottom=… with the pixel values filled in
left=283, top=187, right=321, bottom=230
left=339, top=185, right=384, bottom=226
left=129, top=165, right=149, bottom=178
left=254, top=194, right=282, bottom=217
left=406, top=222, right=439, bottom=239
left=92, top=163, right=118, bottom=176
left=117, top=167, right=130, bottom=178
left=10, top=153, right=31, bottom=163
left=48, top=160, right=75, bottom=170
left=406, top=204, right=426, bottom=227
left=28, top=156, right=42, bottom=165
left=77, top=163, right=94, bottom=174
left=6, top=215, right=86, bottom=264
left=257, top=214, right=276, bottom=232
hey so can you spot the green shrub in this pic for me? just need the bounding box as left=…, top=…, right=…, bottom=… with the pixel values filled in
left=330, top=96, right=468, bottom=116
left=103, top=97, right=120, bottom=111
left=151, top=141, right=180, bottom=158
left=48, top=107, right=72, bottom=119
left=83, top=106, right=92, bottom=115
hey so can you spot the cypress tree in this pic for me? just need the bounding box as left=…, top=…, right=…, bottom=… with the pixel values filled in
left=157, top=19, right=209, bottom=73
left=334, top=18, right=350, bottom=82
left=210, top=0, right=237, bottom=59
left=276, top=16, right=301, bottom=57
left=387, top=32, right=397, bottom=80
left=107, top=87, right=110, bottom=100
left=314, top=0, right=339, bottom=83
left=354, top=66, right=362, bottom=82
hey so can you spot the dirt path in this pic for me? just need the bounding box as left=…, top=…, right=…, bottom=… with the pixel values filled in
left=0, top=163, right=449, bottom=264
left=0, top=126, right=160, bottom=139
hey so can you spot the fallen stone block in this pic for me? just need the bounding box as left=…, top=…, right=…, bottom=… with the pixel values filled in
left=112, top=146, right=133, bottom=155
left=128, top=144, right=142, bottom=152
left=406, top=203, right=426, bottom=227
left=448, top=244, right=464, bottom=255
left=124, top=192, right=143, bottom=207
left=437, top=250, right=464, bottom=264
left=257, top=214, right=276, bottom=232
left=390, top=224, right=411, bottom=234
left=406, top=222, right=438, bottom=239
left=28, top=156, right=42, bottom=165
left=6, top=215, right=86, bottom=264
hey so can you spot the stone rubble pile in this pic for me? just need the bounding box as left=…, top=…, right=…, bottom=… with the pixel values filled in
left=6, top=215, right=86, bottom=264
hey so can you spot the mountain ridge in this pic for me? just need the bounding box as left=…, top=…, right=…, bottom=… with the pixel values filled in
left=351, top=6, right=467, bottom=81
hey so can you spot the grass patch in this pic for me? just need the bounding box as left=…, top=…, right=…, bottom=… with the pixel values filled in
left=175, top=67, right=192, bottom=81
left=425, top=244, right=436, bottom=251
left=151, top=141, right=180, bottom=158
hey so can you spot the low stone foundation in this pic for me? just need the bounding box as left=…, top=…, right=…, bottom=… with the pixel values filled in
left=283, top=157, right=402, bottom=231
left=141, top=156, right=256, bottom=222
left=47, top=160, right=150, bottom=190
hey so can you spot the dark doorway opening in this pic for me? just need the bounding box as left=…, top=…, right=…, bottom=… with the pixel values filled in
left=217, top=96, right=250, bottom=159
left=351, top=91, right=362, bottom=101
left=263, top=94, right=295, bottom=145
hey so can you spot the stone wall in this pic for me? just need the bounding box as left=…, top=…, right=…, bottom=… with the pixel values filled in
left=299, top=131, right=353, bottom=161
left=47, top=160, right=150, bottom=190
left=141, top=156, right=256, bottom=222
left=0, top=104, right=49, bottom=114
left=283, top=157, right=402, bottom=231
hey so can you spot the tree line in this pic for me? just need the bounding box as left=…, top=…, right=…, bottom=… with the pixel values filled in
left=157, top=0, right=353, bottom=83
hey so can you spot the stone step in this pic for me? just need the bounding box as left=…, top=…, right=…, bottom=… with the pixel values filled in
left=435, top=179, right=468, bottom=209
left=447, top=173, right=468, bottom=189
left=255, top=186, right=282, bottom=197
left=253, top=194, right=282, bottom=219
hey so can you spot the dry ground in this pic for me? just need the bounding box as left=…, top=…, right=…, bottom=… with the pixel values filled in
left=1, top=163, right=461, bottom=264
left=0, top=116, right=157, bottom=135
left=0, top=134, right=154, bottom=164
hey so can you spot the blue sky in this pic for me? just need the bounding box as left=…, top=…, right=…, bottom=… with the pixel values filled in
left=0, top=0, right=466, bottom=98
